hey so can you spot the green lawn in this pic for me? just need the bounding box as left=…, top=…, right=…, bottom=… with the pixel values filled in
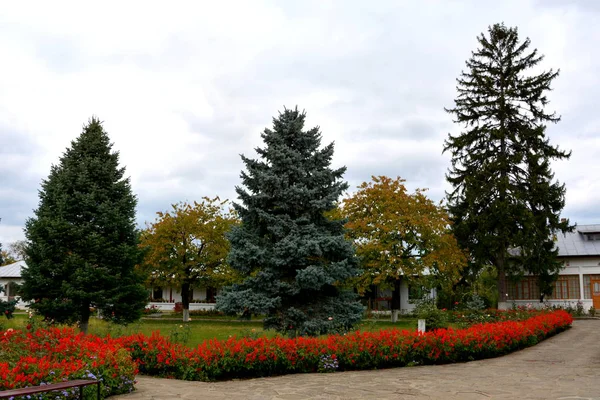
left=3, top=313, right=417, bottom=348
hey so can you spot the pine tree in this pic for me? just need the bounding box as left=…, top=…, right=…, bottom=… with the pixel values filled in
left=444, top=23, right=571, bottom=305
left=21, top=118, right=148, bottom=333
left=216, top=108, right=363, bottom=337
left=0, top=242, right=4, bottom=266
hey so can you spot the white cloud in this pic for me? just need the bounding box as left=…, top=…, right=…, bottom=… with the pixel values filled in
left=1, top=0, right=599, bottom=243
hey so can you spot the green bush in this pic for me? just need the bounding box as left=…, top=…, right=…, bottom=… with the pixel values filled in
left=0, top=299, right=17, bottom=319
left=189, top=309, right=226, bottom=317
left=412, top=299, right=448, bottom=331
left=575, top=300, right=585, bottom=317
left=465, top=294, right=486, bottom=311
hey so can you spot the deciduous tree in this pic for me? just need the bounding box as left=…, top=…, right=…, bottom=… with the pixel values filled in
left=7, top=240, right=27, bottom=261
left=0, top=244, right=16, bottom=266
left=342, top=176, right=466, bottom=320
left=20, top=117, right=148, bottom=333
left=139, top=198, right=239, bottom=322
left=216, top=107, right=363, bottom=337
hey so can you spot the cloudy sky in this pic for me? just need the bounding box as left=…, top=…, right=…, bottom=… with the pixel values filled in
left=0, top=0, right=598, bottom=243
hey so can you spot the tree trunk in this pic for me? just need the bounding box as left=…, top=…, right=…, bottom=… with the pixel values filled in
left=497, top=71, right=509, bottom=310
left=80, top=303, right=90, bottom=334
left=181, top=282, right=190, bottom=322
left=391, top=278, right=401, bottom=323
left=497, top=252, right=508, bottom=308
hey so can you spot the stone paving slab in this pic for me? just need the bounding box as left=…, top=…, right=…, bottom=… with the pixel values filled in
left=112, top=320, right=600, bottom=400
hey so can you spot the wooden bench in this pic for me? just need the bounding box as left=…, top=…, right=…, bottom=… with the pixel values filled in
left=0, top=379, right=100, bottom=399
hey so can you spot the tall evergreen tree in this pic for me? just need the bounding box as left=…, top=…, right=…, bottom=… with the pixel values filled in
left=216, top=108, right=363, bottom=336
left=0, top=242, right=4, bottom=266
left=518, top=143, right=570, bottom=300
left=444, top=23, right=571, bottom=304
left=21, top=118, right=147, bottom=333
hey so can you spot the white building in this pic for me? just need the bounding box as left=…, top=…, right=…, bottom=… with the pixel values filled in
left=147, top=285, right=217, bottom=311
left=0, top=260, right=218, bottom=312
left=506, top=225, right=600, bottom=310
left=0, top=261, right=27, bottom=309
left=365, top=277, right=436, bottom=314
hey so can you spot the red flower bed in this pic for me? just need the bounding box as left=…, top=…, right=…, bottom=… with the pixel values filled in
left=118, top=310, right=572, bottom=381
left=0, top=327, right=137, bottom=398
left=0, top=310, right=572, bottom=396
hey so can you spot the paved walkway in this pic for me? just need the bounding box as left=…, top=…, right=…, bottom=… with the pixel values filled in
left=113, top=320, right=600, bottom=400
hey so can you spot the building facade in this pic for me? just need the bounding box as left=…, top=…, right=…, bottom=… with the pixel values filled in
left=364, top=277, right=436, bottom=314
left=0, top=261, right=27, bottom=309
left=505, top=225, right=600, bottom=311
left=0, top=260, right=218, bottom=311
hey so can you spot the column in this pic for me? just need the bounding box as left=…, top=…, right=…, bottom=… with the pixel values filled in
left=579, top=266, right=585, bottom=300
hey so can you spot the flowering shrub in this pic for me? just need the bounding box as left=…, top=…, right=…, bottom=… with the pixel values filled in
left=449, top=308, right=542, bottom=327
left=0, top=310, right=572, bottom=395
left=188, top=309, right=226, bottom=317
left=142, top=305, right=161, bottom=315
left=0, top=327, right=137, bottom=399
left=117, top=310, right=572, bottom=382
left=318, top=354, right=339, bottom=373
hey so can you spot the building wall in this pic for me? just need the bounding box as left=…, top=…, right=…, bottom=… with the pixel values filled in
left=370, top=278, right=436, bottom=314
left=500, top=256, right=600, bottom=310
left=148, top=302, right=216, bottom=311
left=0, top=278, right=27, bottom=309
left=1, top=277, right=218, bottom=310
left=149, top=285, right=216, bottom=303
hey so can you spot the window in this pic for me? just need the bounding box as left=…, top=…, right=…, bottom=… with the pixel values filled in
left=549, top=275, right=580, bottom=300
left=408, top=284, right=427, bottom=301
left=509, top=275, right=581, bottom=300
left=152, top=287, right=163, bottom=301
left=583, top=275, right=600, bottom=299
left=206, top=287, right=217, bottom=303
left=507, top=277, right=540, bottom=300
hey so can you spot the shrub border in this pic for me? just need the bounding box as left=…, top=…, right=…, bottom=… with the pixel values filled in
left=118, top=309, right=573, bottom=381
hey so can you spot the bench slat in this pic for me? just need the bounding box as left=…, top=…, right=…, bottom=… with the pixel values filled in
left=0, top=379, right=99, bottom=398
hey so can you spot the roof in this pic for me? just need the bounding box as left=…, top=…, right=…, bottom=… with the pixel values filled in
left=556, top=225, right=600, bottom=257
left=0, top=260, right=26, bottom=278
left=575, top=225, right=600, bottom=234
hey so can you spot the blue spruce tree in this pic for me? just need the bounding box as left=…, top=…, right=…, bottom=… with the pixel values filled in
left=217, top=108, right=363, bottom=336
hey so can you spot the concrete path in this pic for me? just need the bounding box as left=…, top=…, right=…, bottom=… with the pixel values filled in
left=113, top=320, right=600, bottom=400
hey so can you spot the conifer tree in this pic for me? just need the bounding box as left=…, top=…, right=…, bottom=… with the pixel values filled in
left=444, top=23, right=571, bottom=304
left=21, top=118, right=147, bottom=332
left=518, top=144, right=570, bottom=300
left=216, top=108, right=363, bottom=336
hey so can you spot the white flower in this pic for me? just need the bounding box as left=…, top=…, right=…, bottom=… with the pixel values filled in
left=328, top=317, right=333, bottom=321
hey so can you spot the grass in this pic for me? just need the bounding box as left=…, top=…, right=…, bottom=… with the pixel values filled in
left=2, top=313, right=418, bottom=348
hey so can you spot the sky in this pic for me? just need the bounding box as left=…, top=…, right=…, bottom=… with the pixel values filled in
left=0, top=0, right=598, bottom=244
